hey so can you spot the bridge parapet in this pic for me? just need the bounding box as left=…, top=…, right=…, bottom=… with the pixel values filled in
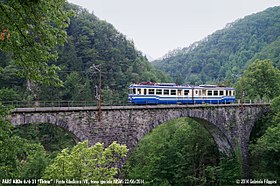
left=11, top=103, right=270, bottom=112
left=3, top=99, right=270, bottom=108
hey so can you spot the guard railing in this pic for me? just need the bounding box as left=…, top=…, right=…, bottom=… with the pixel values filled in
left=0, top=99, right=271, bottom=108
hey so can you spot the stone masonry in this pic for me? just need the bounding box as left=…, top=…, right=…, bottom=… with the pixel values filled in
left=9, top=104, right=270, bottom=178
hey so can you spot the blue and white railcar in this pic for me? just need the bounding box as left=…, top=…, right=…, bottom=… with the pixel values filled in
left=128, top=82, right=235, bottom=105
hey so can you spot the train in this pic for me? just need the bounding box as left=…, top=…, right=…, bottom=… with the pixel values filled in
left=128, top=82, right=235, bottom=105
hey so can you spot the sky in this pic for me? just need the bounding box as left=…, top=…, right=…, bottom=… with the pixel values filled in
left=67, top=0, right=280, bottom=60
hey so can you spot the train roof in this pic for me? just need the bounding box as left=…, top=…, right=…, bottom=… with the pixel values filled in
left=129, top=83, right=234, bottom=90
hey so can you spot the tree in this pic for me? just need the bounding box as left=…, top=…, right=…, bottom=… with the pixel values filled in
left=61, top=72, right=92, bottom=101
left=0, top=104, right=49, bottom=180
left=43, top=140, right=128, bottom=181
left=0, top=0, right=74, bottom=85
left=19, top=142, right=49, bottom=180
left=175, top=74, right=184, bottom=85
left=235, top=59, right=280, bottom=100
left=13, top=123, right=77, bottom=155
left=0, top=3, right=170, bottom=103
left=152, top=6, right=280, bottom=84
left=250, top=125, right=280, bottom=179
left=0, top=88, right=21, bottom=101
left=0, top=106, right=21, bottom=179
left=124, top=118, right=221, bottom=186
left=271, top=96, right=280, bottom=124
left=250, top=96, right=280, bottom=180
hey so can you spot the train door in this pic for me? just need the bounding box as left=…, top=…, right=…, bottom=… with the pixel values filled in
left=202, top=89, right=206, bottom=103
left=191, top=88, right=194, bottom=104
left=177, top=89, right=182, bottom=104
left=183, top=89, right=190, bottom=104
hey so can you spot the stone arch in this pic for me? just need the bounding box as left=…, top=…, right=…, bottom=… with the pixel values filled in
left=13, top=121, right=81, bottom=144
left=190, top=117, right=233, bottom=155
left=184, top=107, right=237, bottom=156
left=126, top=107, right=235, bottom=157
left=9, top=112, right=84, bottom=142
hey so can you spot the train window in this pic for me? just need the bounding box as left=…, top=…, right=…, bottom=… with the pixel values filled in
left=178, top=90, right=182, bottom=95
left=184, top=90, right=189, bottom=95
left=195, top=90, right=198, bottom=95
left=171, top=90, right=176, bottom=95
left=148, top=89, right=155, bottom=95
left=207, top=90, right=212, bottom=96
left=137, top=89, right=141, bottom=94
left=202, top=90, right=206, bottom=96
left=226, top=90, right=228, bottom=96
left=220, top=91, right=224, bottom=96
left=232, top=91, right=235, bottom=96
left=214, top=91, right=218, bottom=96
left=144, top=89, right=147, bottom=95
left=133, top=88, right=136, bottom=94
left=164, top=89, right=169, bottom=95
left=156, top=89, right=162, bottom=95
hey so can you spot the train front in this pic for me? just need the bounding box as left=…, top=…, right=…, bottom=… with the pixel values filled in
left=128, top=84, right=136, bottom=104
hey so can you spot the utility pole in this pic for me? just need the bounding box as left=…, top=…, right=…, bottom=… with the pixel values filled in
left=240, top=76, right=244, bottom=112
left=90, top=64, right=102, bottom=122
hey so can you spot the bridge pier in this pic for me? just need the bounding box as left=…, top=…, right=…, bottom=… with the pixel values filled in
left=9, top=104, right=269, bottom=179
left=234, top=107, right=264, bottom=179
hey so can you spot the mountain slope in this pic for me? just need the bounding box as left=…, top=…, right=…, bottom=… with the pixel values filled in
left=0, top=3, right=170, bottom=103
left=153, top=6, right=280, bottom=85
left=250, top=36, right=280, bottom=68
left=54, top=3, right=170, bottom=101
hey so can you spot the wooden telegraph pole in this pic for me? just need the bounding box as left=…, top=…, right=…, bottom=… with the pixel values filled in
left=91, top=64, right=102, bottom=122
left=98, top=64, right=102, bottom=121
left=240, top=75, right=244, bottom=112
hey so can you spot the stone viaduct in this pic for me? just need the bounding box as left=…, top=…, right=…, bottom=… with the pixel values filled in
left=9, top=103, right=270, bottom=178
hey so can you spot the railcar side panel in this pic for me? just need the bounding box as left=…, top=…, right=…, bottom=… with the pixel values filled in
left=128, top=83, right=235, bottom=105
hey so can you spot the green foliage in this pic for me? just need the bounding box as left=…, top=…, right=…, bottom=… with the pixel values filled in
left=216, top=156, right=241, bottom=185
left=235, top=60, right=280, bottom=100
left=0, top=104, right=19, bottom=179
left=0, top=3, right=170, bottom=103
left=0, top=88, right=21, bottom=101
left=153, top=6, right=280, bottom=84
left=250, top=96, right=280, bottom=180
left=250, top=112, right=274, bottom=143
left=251, top=36, right=280, bottom=69
left=250, top=125, right=280, bottom=179
left=0, top=0, right=74, bottom=85
left=60, top=72, right=92, bottom=101
left=18, top=142, right=49, bottom=180
left=271, top=96, right=280, bottom=113
left=0, top=104, right=49, bottom=180
left=250, top=97, right=280, bottom=143
left=48, top=3, right=170, bottom=103
left=0, top=58, right=25, bottom=89
left=13, top=123, right=77, bottom=156
left=124, top=118, right=245, bottom=185
left=124, top=118, right=221, bottom=186
left=43, top=140, right=128, bottom=181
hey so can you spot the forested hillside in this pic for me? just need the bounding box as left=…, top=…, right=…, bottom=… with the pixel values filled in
left=124, top=118, right=240, bottom=185
left=0, top=3, right=170, bottom=104
left=1, top=1, right=280, bottom=184
left=153, top=6, right=280, bottom=85
left=0, top=1, right=167, bottom=181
